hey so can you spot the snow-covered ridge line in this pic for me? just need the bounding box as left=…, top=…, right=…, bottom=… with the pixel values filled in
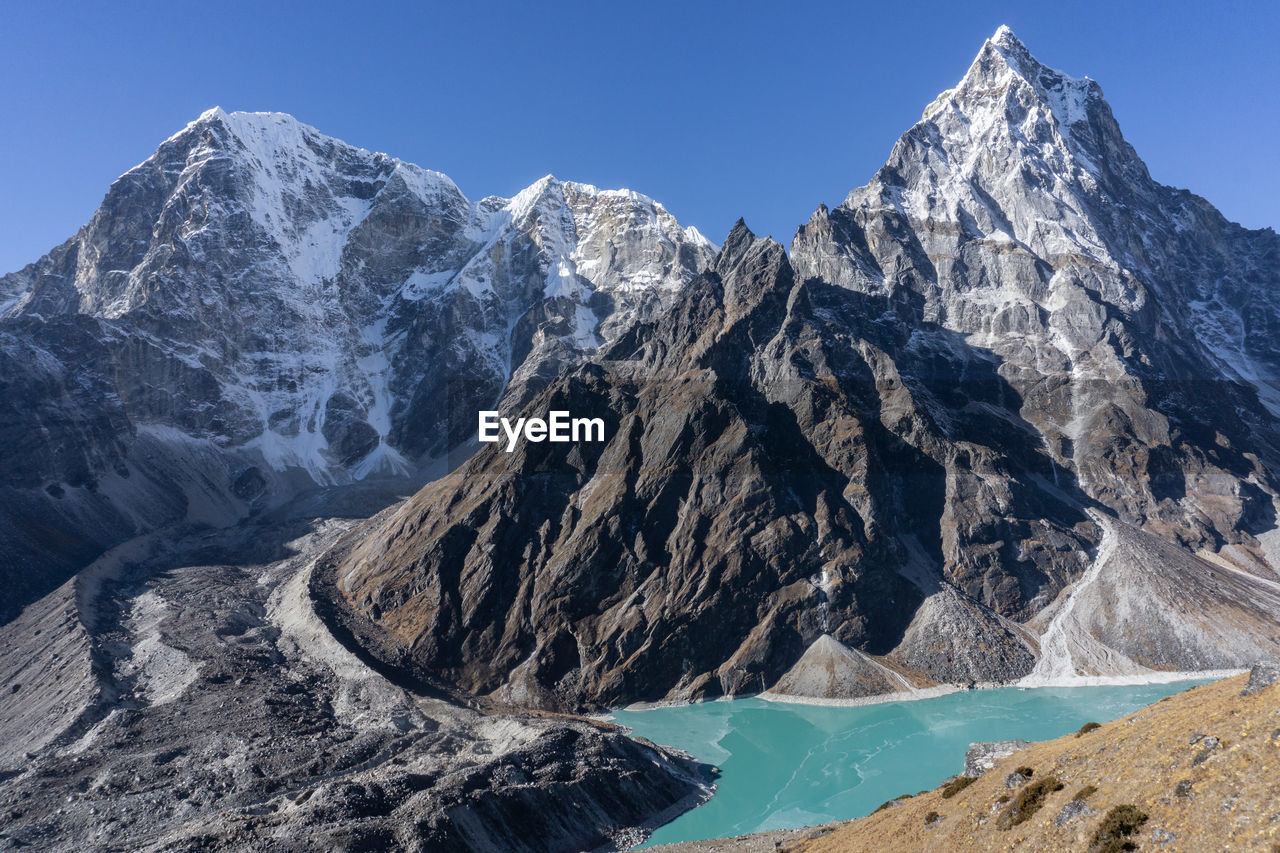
left=2, top=105, right=719, bottom=498
left=921, top=25, right=1099, bottom=134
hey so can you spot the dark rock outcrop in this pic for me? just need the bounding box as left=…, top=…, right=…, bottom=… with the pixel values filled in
left=326, top=29, right=1280, bottom=710
left=326, top=221, right=1089, bottom=710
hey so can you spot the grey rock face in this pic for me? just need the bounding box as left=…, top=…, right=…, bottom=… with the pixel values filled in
left=1004, top=769, right=1033, bottom=788
left=1053, top=797, right=1096, bottom=826
left=325, top=26, right=1280, bottom=712
left=0, top=488, right=710, bottom=852
left=890, top=584, right=1038, bottom=684
left=963, top=740, right=1031, bottom=778
left=792, top=26, right=1280, bottom=612
left=1242, top=661, right=1280, bottom=696
left=0, top=110, right=713, bottom=621
left=1054, top=519, right=1280, bottom=677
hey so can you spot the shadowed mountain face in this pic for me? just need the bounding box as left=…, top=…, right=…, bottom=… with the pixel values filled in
left=328, top=29, right=1280, bottom=711
left=0, top=111, right=713, bottom=621
left=793, top=26, right=1280, bottom=554
left=329, top=223, right=1087, bottom=710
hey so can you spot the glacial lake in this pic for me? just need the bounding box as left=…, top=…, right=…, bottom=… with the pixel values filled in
left=614, top=681, right=1207, bottom=847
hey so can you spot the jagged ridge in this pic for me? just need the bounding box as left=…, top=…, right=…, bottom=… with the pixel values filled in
left=327, top=28, right=1280, bottom=710
left=0, top=110, right=714, bottom=621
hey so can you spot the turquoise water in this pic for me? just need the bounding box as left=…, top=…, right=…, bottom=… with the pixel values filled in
left=616, top=682, right=1205, bottom=847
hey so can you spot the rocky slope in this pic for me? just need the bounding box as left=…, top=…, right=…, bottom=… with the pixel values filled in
left=792, top=25, right=1280, bottom=572
left=0, top=111, right=714, bottom=621
left=0, top=485, right=710, bottom=852
left=326, top=28, right=1280, bottom=711
left=785, top=671, right=1280, bottom=852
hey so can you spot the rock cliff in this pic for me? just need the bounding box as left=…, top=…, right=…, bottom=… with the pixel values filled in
left=0, top=111, right=713, bottom=620
left=327, top=29, right=1280, bottom=709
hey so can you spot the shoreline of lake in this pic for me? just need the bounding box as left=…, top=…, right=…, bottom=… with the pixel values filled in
left=609, top=668, right=1243, bottom=716
left=614, top=679, right=1222, bottom=847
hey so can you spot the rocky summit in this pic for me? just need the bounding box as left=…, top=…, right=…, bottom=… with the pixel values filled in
left=0, top=107, right=717, bottom=853
left=328, top=28, right=1280, bottom=711
left=0, top=111, right=713, bottom=621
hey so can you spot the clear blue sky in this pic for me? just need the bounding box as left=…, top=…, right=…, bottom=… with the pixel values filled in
left=2, top=1, right=1277, bottom=273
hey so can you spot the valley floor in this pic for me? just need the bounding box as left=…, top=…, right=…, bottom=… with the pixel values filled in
left=0, top=485, right=708, bottom=852
left=2, top=479, right=1276, bottom=852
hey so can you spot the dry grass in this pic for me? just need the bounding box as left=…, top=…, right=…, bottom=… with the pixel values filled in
left=996, top=776, right=1063, bottom=829
left=787, top=674, right=1280, bottom=852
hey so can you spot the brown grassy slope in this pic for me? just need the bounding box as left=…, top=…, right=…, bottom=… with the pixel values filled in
left=788, top=674, right=1280, bottom=852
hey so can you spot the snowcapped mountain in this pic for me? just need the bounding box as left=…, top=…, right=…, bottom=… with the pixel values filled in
left=326, top=28, right=1280, bottom=711
left=793, top=25, right=1280, bottom=586
left=0, top=108, right=714, bottom=619
left=3, top=25, right=1280, bottom=853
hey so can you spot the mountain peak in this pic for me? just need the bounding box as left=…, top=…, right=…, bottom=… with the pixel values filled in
left=172, top=109, right=355, bottom=161
left=823, top=25, right=1154, bottom=314
left=713, top=217, right=789, bottom=284
left=913, top=26, right=1106, bottom=165
left=975, top=24, right=1050, bottom=82
left=160, top=106, right=228, bottom=145
left=980, top=25, right=1054, bottom=85
left=718, top=218, right=758, bottom=262
left=988, top=24, right=1025, bottom=53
